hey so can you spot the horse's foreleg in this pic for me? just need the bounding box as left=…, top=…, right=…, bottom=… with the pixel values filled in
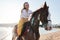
left=35, top=30, right=40, bottom=40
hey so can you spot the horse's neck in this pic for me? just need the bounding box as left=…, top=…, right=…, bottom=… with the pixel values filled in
left=30, top=17, right=39, bottom=27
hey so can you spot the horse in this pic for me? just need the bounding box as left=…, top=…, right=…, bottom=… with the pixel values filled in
left=29, top=2, right=52, bottom=40
left=12, top=2, right=52, bottom=40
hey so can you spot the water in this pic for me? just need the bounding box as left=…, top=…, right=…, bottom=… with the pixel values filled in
left=0, top=27, right=60, bottom=40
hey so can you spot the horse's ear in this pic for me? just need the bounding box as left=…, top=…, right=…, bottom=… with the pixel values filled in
left=44, top=2, right=49, bottom=9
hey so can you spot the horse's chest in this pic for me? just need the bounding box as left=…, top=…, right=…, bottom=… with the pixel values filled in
left=24, top=27, right=30, bottom=35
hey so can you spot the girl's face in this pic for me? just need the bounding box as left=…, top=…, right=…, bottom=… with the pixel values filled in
left=24, top=3, right=29, bottom=10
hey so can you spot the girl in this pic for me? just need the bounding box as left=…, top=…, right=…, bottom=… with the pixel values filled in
left=17, top=2, right=32, bottom=36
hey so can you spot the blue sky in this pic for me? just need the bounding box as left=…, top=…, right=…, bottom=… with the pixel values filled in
left=0, top=0, right=60, bottom=24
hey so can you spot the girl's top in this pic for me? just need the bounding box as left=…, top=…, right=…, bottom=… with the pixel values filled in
left=20, top=9, right=32, bottom=18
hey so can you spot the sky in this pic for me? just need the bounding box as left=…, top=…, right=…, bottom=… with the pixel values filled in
left=0, top=0, right=60, bottom=24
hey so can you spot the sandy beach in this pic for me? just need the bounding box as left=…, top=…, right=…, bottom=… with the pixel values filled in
left=40, top=29, right=60, bottom=40
left=0, top=27, right=60, bottom=40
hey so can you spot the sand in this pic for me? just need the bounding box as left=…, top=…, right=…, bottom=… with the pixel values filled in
left=40, top=31, right=60, bottom=40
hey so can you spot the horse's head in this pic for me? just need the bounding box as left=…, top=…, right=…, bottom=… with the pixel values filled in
left=37, top=2, right=52, bottom=30
left=30, top=2, right=52, bottom=30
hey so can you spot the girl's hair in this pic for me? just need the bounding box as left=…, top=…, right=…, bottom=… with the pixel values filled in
left=23, top=2, right=29, bottom=9
left=21, top=2, right=29, bottom=13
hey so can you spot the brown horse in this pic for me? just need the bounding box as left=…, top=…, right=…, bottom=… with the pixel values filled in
left=29, top=2, right=51, bottom=40
left=12, top=2, right=52, bottom=40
